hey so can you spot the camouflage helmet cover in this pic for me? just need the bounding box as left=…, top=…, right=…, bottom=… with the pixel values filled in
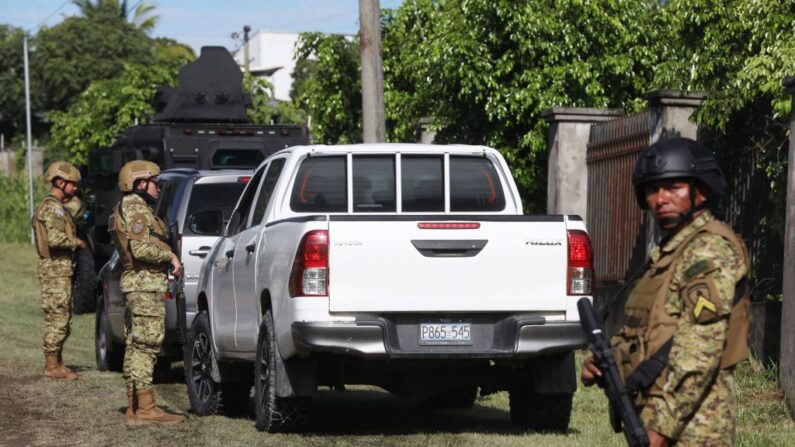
left=118, top=160, right=160, bottom=192
left=45, top=161, right=81, bottom=184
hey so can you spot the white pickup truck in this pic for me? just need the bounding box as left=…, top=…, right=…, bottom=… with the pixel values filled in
left=185, top=143, right=592, bottom=433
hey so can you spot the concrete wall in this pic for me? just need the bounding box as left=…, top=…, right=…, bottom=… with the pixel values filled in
left=0, top=148, right=45, bottom=178
left=542, top=107, right=623, bottom=222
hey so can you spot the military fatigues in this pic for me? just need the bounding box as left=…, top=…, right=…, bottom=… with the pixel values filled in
left=109, top=194, right=172, bottom=393
left=32, top=195, right=79, bottom=354
left=612, top=211, right=749, bottom=446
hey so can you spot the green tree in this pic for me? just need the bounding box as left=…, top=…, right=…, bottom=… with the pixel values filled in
left=0, top=25, right=45, bottom=142
left=294, top=32, right=362, bottom=144
left=33, top=3, right=152, bottom=112
left=49, top=57, right=187, bottom=164
left=382, top=0, right=664, bottom=210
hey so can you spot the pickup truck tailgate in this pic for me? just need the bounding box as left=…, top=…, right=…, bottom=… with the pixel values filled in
left=328, top=217, right=568, bottom=312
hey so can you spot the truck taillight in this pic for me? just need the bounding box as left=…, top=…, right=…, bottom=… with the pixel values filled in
left=289, top=230, right=329, bottom=297
left=567, top=230, right=593, bottom=295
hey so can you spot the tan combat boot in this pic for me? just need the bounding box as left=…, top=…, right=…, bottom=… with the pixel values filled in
left=43, top=352, right=78, bottom=380
left=132, top=388, right=184, bottom=425
left=56, top=350, right=81, bottom=379
left=124, top=390, right=136, bottom=425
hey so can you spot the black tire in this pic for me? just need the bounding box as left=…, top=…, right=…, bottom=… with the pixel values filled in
left=72, top=247, right=96, bottom=314
left=418, top=386, right=478, bottom=410
left=95, top=299, right=124, bottom=371
left=509, top=386, right=573, bottom=433
left=185, top=312, right=222, bottom=416
left=254, top=310, right=310, bottom=432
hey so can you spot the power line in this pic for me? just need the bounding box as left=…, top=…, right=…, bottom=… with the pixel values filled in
left=36, top=0, right=72, bottom=30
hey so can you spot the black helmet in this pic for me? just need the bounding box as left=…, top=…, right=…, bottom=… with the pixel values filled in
left=632, top=137, right=726, bottom=209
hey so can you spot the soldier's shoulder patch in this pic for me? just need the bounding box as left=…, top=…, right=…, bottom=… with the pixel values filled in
left=54, top=207, right=65, bottom=218
left=684, top=259, right=713, bottom=281
left=685, top=280, right=725, bottom=324
left=132, top=221, right=145, bottom=234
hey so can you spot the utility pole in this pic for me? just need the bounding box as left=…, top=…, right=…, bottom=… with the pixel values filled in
left=24, top=34, right=35, bottom=244
left=243, top=25, right=251, bottom=75
left=782, top=76, right=795, bottom=417
left=359, top=0, right=385, bottom=143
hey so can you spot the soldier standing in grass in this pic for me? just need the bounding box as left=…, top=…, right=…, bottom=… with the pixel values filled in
left=109, top=160, right=183, bottom=425
left=581, top=138, right=751, bottom=447
left=32, top=161, right=86, bottom=380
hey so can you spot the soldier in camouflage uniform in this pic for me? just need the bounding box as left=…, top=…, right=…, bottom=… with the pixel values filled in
left=582, top=138, right=750, bottom=447
left=32, top=161, right=86, bottom=380
left=109, top=160, right=183, bottom=425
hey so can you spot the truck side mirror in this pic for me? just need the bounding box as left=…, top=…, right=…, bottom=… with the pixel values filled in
left=190, top=211, right=223, bottom=236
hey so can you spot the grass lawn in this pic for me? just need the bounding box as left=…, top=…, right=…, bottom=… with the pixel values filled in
left=0, top=243, right=792, bottom=446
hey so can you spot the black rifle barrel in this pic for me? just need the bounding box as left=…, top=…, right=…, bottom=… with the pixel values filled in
left=578, top=298, right=650, bottom=447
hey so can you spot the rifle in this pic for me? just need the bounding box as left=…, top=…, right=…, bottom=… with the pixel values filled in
left=578, top=298, right=649, bottom=447
left=167, top=221, right=188, bottom=348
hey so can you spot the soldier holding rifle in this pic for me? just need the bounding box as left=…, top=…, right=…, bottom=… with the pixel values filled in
left=581, top=138, right=750, bottom=447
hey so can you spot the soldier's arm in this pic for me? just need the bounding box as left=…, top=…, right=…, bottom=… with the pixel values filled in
left=644, top=234, right=746, bottom=440
left=127, top=212, right=173, bottom=264
left=43, top=202, right=78, bottom=251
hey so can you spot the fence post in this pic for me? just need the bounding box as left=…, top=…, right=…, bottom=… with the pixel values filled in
left=781, top=76, right=795, bottom=418
left=646, top=90, right=707, bottom=143
left=542, top=107, right=623, bottom=222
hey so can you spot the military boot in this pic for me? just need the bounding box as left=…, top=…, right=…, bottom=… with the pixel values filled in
left=124, top=390, right=137, bottom=425
left=56, top=350, right=81, bottom=379
left=132, top=388, right=184, bottom=425
left=43, top=352, right=78, bottom=380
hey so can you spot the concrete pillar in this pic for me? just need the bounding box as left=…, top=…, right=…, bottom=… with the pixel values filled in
left=419, top=117, right=436, bottom=144
left=781, top=76, right=795, bottom=418
left=542, top=107, right=624, bottom=221
left=646, top=90, right=707, bottom=143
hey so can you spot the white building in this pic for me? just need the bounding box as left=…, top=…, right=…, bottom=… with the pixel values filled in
left=233, top=31, right=300, bottom=103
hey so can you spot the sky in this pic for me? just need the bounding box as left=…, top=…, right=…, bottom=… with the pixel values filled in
left=0, top=0, right=404, bottom=53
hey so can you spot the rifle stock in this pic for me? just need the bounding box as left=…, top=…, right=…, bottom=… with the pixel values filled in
left=578, top=298, right=649, bottom=447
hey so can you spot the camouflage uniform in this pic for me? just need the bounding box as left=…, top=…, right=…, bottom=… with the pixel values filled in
left=113, top=193, right=172, bottom=393
left=616, top=211, right=748, bottom=446
left=33, top=195, right=78, bottom=354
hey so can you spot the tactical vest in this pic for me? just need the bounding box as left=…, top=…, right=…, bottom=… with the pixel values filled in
left=108, top=197, right=171, bottom=272
left=612, top=219, right=750, bottom=397
left=31, top=195, right=76, bottom=258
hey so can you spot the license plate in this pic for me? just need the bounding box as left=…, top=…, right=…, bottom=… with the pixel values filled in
left=419, top=323, right=472, bottom=345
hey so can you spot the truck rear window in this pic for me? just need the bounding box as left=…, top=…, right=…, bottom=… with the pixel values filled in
left=290, top=156, right=347, bottom=212
left=289, top=154, right=505, bottom=213
left=450, top=156, right=505, bottom=211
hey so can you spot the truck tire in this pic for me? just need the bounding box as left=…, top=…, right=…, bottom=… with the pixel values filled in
left=254, top=310, right=310, bottom=432
left=418, top=386, right=478, bottom=410
left=95, top=299, right=124, bottom=372
left=509, top=386, right=572, bottom=433
left=72, top=247, right=96, bottom=314
left=185, top=312, right=223, bottom=416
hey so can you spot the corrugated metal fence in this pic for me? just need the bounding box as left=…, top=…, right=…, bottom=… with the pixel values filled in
left=586, top=110, right=651, bottom=283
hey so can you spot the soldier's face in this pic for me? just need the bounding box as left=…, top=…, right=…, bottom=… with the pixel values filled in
left=63, top=181, right=78, bottom=196
left=644, top=178, right=707, bottom=230
left=145, top=177, right=160, bottom=199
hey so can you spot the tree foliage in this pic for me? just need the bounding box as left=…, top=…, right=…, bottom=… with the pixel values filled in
left=49, top=59, right=186, bottom=164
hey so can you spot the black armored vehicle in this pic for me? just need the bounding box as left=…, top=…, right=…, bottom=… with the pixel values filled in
left=75, top=46, right=309, bottom=312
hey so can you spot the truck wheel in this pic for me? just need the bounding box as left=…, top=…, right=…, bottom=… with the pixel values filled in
left=72, top=247, right=96, bottom=314
left=95, top=299, right=123, bottom=371
left=254, top=310, right=310, bottom=432
left=186, top=312, right=222, bottom=416
left=418, top=386, right=478, bottom=410
left=509, top=386, right=572, bottom=433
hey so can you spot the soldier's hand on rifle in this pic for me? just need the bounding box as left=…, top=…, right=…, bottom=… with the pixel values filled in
left=581, top=355, right=603, bottom=387
left=647, top=430, right=669, bottom=447
left=170, top=253, right=182, bottom=277
left=75, top=238, right=85, bottom=249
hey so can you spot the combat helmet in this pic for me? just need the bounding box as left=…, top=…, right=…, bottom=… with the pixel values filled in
left=118, top=160, right=160, bottom=192
left=632, top=137, right=726, bottom=210
left=45, top=161, right=81, bottom=184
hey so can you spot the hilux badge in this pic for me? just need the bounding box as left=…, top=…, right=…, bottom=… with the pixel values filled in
left=525, top=238, right=563, bottom=246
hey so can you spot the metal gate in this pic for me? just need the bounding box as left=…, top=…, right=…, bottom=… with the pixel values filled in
left=586, top=110, right=651, bottom=283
